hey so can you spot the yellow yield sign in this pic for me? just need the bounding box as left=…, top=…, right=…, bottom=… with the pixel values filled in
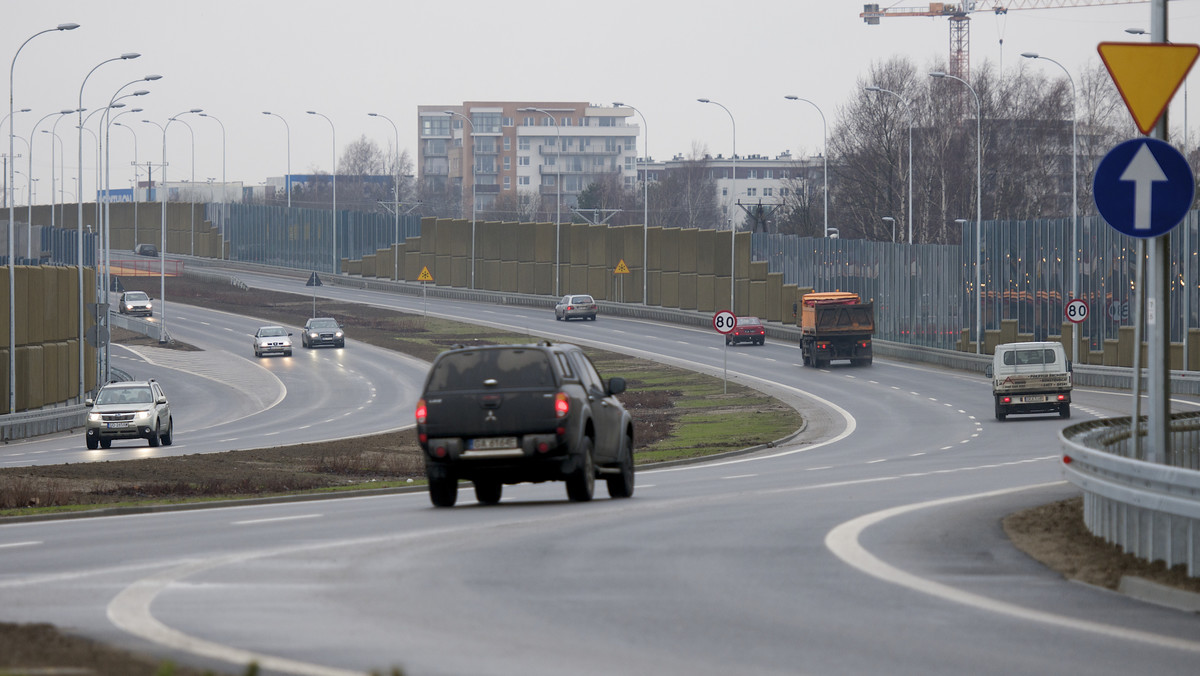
left=614, top=259, right=631, bottom=274
left=1098, top=41, right=1200, bottom=135
left=417, top=266, right=433, bottom=282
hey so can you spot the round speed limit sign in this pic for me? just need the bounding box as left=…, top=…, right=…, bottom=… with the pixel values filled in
left=1065, top=298, right=1089, bottom=324
left=713, top=310, right=737, bottom=334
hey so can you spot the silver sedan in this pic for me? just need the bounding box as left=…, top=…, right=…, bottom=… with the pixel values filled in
left=253, top=326, right=293, bottom=357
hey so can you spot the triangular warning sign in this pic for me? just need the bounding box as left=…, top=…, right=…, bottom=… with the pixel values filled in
left=306, top=272, right=322, bottom=287
left=614, top=259, right=631, bottom=274
left=1098, top=42, right=1200, bottom=135
left=417, top=266, right=433, bottom=282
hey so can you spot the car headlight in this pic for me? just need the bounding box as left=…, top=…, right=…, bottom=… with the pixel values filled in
left=87, top=413, right=101, bottom=422
left=335, top=331, right=343, bottom=338
left=309, top=332, right=318, bottom=338
left=134, top=410, right=152, bottom=421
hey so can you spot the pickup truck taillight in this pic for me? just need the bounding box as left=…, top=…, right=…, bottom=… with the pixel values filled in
left=415, top=398, right=427, bottom=424
left=554, top=392, right=569, bottom=418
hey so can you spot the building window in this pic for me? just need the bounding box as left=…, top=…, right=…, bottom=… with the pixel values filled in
left=502, top=116, right=513, bottom=127
left=504, top=176, right=511, bottom=189
left=519, top=137, right=530, bottom=151
left=523, top=116, right=535, bottom=126
left=518, top=155, right=530, bottom=166
left=764, top=187, right=773, bottom=197
left=503, top=137, right=511, bottom=151
left=562, top=117, right=572, bottom=126
left=503, top=156, right=511, bottom=170
left=722, top=187, right=728, bottom=197
left=747, top=187, right=757, bottom=197
left=765, top=170, right=773, bottom=179
left=472, top=112, right=502, bottom=133
left=749, top=170, right=758, bottom=179
left=421, top=116, right=451, bottom=137
left=425, top=139, right=446, bottom=155
left=780, top=170, right=789, bottom=179
left=599, top=116, right=615, bottom=127
left=519, top=176, right=530, bottom=186
left=780, top=188, right=790, bottom=197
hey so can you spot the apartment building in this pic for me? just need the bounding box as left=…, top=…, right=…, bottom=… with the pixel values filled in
left=417, top=102, right=640, bottom=215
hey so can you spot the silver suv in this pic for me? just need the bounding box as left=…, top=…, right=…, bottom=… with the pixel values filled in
left=85, top=379, right=173, bottom=449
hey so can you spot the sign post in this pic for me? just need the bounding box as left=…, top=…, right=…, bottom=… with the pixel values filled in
left=713, top=310, right=737, bottom=393
left=418, top=266, right=433, bottom=318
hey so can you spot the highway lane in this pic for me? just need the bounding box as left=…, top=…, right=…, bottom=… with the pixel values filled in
left=3, top=271, right=1200, bottom=674
left=0, top=301, right=427, bottom=466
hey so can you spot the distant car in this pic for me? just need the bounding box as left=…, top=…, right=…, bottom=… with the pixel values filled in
left=302, top=317, right=345, bottom=348
left=117, top=291, right=153, bottom=317
left=84, top=379, right=173, bottom=449
left=555, top=294, right=598, bottom=321
left=253, top=326, right=293, bottom=357
left=726, top=316, right=765, bottom=346
left=134, top=243, right=158, bottom=257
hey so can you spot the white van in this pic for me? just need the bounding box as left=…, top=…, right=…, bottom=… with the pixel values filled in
left=984, top=341, right=1072, bottom=421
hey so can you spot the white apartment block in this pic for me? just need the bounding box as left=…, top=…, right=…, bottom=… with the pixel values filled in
left=417, top=102, right=640, bottom=213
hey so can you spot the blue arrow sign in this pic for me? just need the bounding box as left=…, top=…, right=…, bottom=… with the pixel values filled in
left=1094, top=138, right=1195, bottom=238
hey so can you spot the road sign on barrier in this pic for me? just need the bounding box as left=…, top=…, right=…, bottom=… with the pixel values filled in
left=1094, top=138, right=1194, bottom=238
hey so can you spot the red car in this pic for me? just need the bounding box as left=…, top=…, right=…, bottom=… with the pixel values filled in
left=726, top=317, right=765, bottom=346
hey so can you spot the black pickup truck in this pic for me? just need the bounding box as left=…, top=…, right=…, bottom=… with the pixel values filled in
left=415, top=341, right=635, bottom=507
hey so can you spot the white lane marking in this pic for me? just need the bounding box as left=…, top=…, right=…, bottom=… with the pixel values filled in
left=940, top=446, right=953, bottom=450
left=0, top=541, right=41, bottom=549
left=825, top=482, right=1200, bottom=653
left=233, top=514, right=322, bottom=526
left=909, top=452, right=926, bottom=457
left=807, top=466, right=833, bottom=471
left=721, top=474, right=758, bottom=480
left=867, top=459, right=887, bottom=464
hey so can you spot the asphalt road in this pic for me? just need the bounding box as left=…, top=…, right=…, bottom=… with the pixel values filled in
left=3, top=268, right=1200, bottom=675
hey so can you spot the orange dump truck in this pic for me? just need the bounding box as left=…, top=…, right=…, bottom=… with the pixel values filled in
left=799, top=292, right=874, bottom=368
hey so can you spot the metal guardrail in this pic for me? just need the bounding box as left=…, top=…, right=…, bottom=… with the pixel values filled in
left=1061, top=414, right=1200, bottom=577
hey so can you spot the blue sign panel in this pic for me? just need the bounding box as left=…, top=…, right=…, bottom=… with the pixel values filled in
left=1093, top=137, right=1195, bottom=238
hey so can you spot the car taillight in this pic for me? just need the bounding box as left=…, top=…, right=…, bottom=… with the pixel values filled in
left=554, top=392, right=569, bottom=418
left=1001, top=396, right=1012, bottom=404
left=415, top=398, right=427, bottom=424
left=1057, top=394, right=1066, bottom=402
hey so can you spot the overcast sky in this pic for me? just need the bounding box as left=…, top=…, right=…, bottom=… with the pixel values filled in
left=2, top=0, right=1195, bottom=203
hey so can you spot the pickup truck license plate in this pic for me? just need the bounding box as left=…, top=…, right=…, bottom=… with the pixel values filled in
left=1021, top=395, right=1047, bottom=403
left=470, top=436, right=518, bottom=450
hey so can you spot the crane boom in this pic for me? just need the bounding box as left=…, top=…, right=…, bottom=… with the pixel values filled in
left=861, top=1, right=1148, bottom=79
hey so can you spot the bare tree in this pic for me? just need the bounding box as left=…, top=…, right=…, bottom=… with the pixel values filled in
left=649, top=143, right=721, bottom=229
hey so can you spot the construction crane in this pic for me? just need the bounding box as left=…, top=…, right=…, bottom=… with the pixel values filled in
left=861, top=2, right=1148, bottom=80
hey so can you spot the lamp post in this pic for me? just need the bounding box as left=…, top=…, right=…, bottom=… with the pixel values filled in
left=262, top=112, right=291, bottom=207
left=27, top=110, right=63, bottom=259
left=613, top=102, right=650, bottom=304
left=518, top=107, right=562, bottom=295
left=199, top=112, right=226, bottom=259
left=441, top=111, right=476, bottom=288
left=882, top=216, right=896, bottom=243
left=9, top=22, right=79, bottom=411
left=1021, top=52, right=1079, bottom=366
left=143, top=118, right=168, bottom=343
left=42, top=121, right=69, bottom=228
left=307, top=110, right=337, bottom=274
left=77, top=51, right=139, bottom=398
left=932, top=71, right=983, bottom=354
left=369, top=112, right=405, bottom=283
left=110, top=117, right=139, bottom=244
left=169, top=110, right=200, bottom=255
left=698, top=98, right=737, bottom=313
left=784, top=95, right=829, bottom=239
left=864, top=87, right=913, bottom=244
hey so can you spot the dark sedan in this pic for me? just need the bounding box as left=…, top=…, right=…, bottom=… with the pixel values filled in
left=302, top=317, right=345, bottom=348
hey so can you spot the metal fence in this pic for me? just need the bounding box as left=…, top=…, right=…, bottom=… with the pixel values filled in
left=753, top=209, right=1200, bottom=352
left=1061, top=413, right=1200, bottom=576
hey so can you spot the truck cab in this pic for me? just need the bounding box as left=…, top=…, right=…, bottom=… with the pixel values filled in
left=985, top=341, right=1072, bottom=421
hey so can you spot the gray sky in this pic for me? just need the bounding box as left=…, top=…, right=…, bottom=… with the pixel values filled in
left=2, top=0, right=1193, bottom=203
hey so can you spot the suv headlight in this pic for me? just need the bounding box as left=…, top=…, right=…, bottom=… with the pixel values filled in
left=134, top=410, right=152, bottom=421
left=87, top=412, right=101, bottom=422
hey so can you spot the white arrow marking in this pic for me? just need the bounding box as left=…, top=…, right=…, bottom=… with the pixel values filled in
left=1120, top=144, right=1168, bottom=230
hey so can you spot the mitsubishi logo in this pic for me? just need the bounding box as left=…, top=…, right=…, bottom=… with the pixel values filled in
left=484, top=410, right=497, bottom=422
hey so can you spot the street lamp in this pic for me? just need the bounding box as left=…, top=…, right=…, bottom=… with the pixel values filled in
left=9, top=21, right=79, bottom=411
left=27, top=110, right=66, bottom=259
left=441, top=110, right=476, bottom=288
left=307, top=110, right=337, bottom=274
left=698, top=98, right=737, bottom=313
left=169, top=110, right=201, bottom=255
left=518, top=107, right=562, bottom=295
left=784, top=95, right=829, bottom=238
left=199, top=112, right=226, bottom=259
left=262, top=112, right=291, bottom=207
left=110, top=114, right=140, bottom=245
left=77, top=51, right=139, bottom=398
left=1021, top=52, right=1079, bottom=366
left=864, top=86, right=913, bottom=244
left=143, top=117, right=168, bottom=343
left=613, top=102, right=650, bottom=304
left=931, top=71, right=983, bottom=354
left=882, top=216, right=896, bottom=243
left=369, top=112, right=404, bottom=282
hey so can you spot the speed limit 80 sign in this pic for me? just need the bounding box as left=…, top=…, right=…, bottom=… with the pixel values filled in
left=1065, top=298, right=1089, bottom=324
left=713, top=310, right=737, bottom=334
